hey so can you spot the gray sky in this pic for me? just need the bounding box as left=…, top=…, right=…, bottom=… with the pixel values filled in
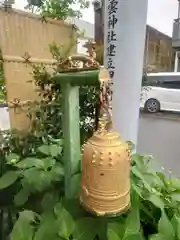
left=14, top=0, right=178, bottom=36
left=147, top=0, right=177, bottom=36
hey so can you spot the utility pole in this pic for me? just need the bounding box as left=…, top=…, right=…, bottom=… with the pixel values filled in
left=103, top=0, right=148, bottom=145
left=173, top=0, right=180, bottom=72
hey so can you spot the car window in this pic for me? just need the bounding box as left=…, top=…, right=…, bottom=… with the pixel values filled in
left=160, top=80, right=180, bottom=89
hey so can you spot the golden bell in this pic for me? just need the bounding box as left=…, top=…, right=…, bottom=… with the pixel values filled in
left=80, top=118, right=131, bottom=217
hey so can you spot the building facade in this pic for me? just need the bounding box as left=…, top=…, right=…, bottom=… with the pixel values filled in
left=70, top=15, right=174, bottom=72
left=145, top=25, right=174, bottom=72
left=94, top=8, right=174, bottom=72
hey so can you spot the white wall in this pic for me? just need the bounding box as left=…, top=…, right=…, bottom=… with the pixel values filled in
left=77, top=38, right=89, bottom=55
left=0, top=106, right=10, bottom=130
left=138, top=114, right=180, bottom=177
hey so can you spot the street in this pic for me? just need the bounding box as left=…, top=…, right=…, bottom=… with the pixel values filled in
left=138, top=111, right=180, bottom=177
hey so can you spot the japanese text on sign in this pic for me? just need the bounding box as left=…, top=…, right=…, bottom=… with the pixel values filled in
left=106, top=0, right=118, bottom=79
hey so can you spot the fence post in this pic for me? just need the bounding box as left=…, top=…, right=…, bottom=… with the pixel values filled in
left=62, top=83, right=81, bottom=199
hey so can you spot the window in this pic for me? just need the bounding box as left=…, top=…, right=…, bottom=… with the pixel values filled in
left=160, top=80, right=180, bottom=89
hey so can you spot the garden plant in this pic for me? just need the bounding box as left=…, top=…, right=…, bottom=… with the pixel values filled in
left=0, top=1, right=180, bottom=239
left=0, top=39, right=180, bottom=240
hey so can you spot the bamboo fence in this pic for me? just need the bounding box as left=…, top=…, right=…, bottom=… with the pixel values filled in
left=0, top=8, right=77, bottom=131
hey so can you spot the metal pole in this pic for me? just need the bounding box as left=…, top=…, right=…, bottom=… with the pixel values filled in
left=178, top=0, right=180, bottom=19
left=104, top=0, right=148, bottom=145
left=145, top=29, right=149, bottom=70
left=175, top=0, right=180, bottom=72
left=174, top=51, right=178, bottom=72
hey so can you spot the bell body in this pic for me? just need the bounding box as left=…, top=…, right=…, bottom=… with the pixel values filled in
left=80, top=130, right=131, bottom=216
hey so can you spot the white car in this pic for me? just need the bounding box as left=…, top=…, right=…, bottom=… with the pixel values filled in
left=140, top=81, right=180, bottom=113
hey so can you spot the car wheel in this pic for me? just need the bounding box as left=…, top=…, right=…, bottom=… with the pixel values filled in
left=144, top=98, right=160, bottom=113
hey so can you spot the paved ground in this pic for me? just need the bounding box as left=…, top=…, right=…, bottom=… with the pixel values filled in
left=138, top=112, right=180, bottom=177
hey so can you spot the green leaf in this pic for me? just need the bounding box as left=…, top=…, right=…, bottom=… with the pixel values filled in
left=38, top=145, right=50, bottom=155
left=50, top=144, right=62, bottom=157
left=19, top=210, right=36, bottom=222
left=50, top=163, right=64, bottom=181
left=16, top=158, right=44, bottom=169
left=0, top=171, right=19, bottom=189
left=14, top=187, right=31, bottom=206
left=131, top=181, right=143, bottom=198
left=10, top=211, right=35, bottom=240
left=171, top=214, right=180, bottom=239
left=131, top=166, right=152, bottom=192
left=73, top=217, right=97, bottom=240
left=131, top=154, right=145, bottom=169
left=170, top=178, right=180, bottom=191
left=107, top=228, right=121, bottom=240
left=107, top=222, right=125, bottom=240
left=34, top=171, right=52, bottom=190
left=48, top=137, right=63, bottom=146
left=171, top=192, right=180, bottom=202
left=156, top=172, right=167, bottom=187
left=123, top=233, right=145, bottom=240
left=149, top=234, right=166, bottom=240
left=28, top=0, right=43, bottom=7
left=148, top=194, right=164, bottom=210
left=69, top=173, right=81, bottom=197
left=54, top=202, right=63, bottom=214
left=62, top=198, right=84, bottom=219
left=54, top=203, right=75, bottom=239
left=144, top=172, right=163, bottom=187
left=34, top=213, right=59, bottom=240
left=41, top=191, right=59, bottom=211
left=6, top=153, right=20, bottom=164
left=44, top=157, right=56, bottom=169
left=10, top=220, right=34, bottom=240
left=178, top=221, right=180, bottom=240
left=171, top=214, right=178, bottom=231
left=23, top=168, right=52, bottom=191
left=158, top=210, right=174, bottom=238
left=96, top=219, right=108, bottom=240
left=123, top=191, right=140, bottom=237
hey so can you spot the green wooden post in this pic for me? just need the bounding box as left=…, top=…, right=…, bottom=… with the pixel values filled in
left=62, top=83, right=81, bottom=198
left=53, top=70, right=101, bottom=199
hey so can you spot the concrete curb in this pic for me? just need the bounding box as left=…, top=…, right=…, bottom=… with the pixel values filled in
left=140, top=111, right=180, bottom=122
